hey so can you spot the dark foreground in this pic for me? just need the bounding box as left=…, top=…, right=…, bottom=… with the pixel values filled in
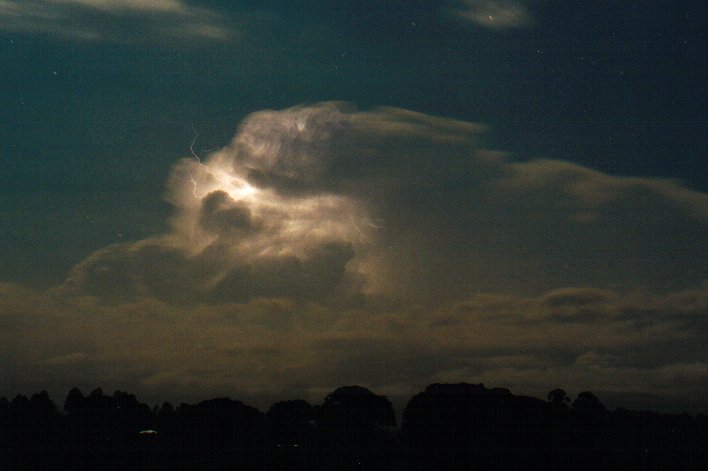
left=1, top=383, right=706, bottom=470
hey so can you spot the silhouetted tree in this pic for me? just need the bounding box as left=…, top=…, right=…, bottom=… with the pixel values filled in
left=267, top=399, right=316, bottom=447
left=265, top=400, right=317, bottom=470
left=317, top=386, right=398, bottom=470
left=568, top=391, right=607, bottom=470
left=63, top=387, right=84, bottom=415
left=0, top=384, right=706, bottom=470
left=167, top=397, right=266, bottom=469
left=572, top=391, right=605, bottom=411
left=403, top=383, right=553, bottom=470
left=547, top=388, right=570, bottom=406
left=11, top=394, right=29, bottom=409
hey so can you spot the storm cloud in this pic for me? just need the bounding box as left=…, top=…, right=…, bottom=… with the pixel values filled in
left=2, top=103, right=706, bottom=411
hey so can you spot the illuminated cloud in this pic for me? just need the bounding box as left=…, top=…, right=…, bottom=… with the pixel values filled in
left=451, top=0, right=533, bottom=29
left=2, top=103, right=706, bottom=411
left=55, top=102, right=708, bottom=305
left=0, top=0, right=232, bottom=42
left=58, top=106, right=372, bottom=304
left=54, top=0, right=188, bottom=14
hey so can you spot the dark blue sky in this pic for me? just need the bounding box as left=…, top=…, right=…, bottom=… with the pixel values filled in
left=1, top=0, right=705, bottom=283
left=0, top=1, right=706, bottom=410
left=0, top=0, right=705, bottom=285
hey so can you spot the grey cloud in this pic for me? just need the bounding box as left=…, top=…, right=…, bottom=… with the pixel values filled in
left=0, top=0, right=232, bottom=42
left=539, top=287, right=615, bottom=308
left=58, top=102, right=707, bottom=306
left=1, top=281, right=706, bottom=411
left=200, top=191, right=256, bottom=236
left=226, top=102, right=489, bottom=196
left=3, top=102, right=707, bottom=411
left=39, top=352, right=88, bottom=366
left=223, top=103, right=706, bottom=299
left=450, top=0, right=533, bottom=29
left=207, top=242, right=357, bottom=303
left=57, top=238, right=357, bottom=305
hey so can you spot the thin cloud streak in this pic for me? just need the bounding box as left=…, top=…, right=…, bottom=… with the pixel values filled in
left=451, top=0, right=533, bottom=29
left=0, top=0, right=233, bottom=42
left=53, top=0, right=188, bottom=14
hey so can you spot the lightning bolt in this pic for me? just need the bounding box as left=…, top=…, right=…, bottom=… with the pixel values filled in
left=188, top=124, right=208, bottom=199
left=190, top=123, right=206, bottom=166
left=350, top=215, right=366, bottom=241
left=185, top=124, right=240, bottom=200
left=189, top=171, right=199, bottom=198
left=365, top=218, right=382, bottom=230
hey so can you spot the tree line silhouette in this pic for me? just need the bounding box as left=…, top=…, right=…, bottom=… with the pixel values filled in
left=0, top=383, right=705, bottom=470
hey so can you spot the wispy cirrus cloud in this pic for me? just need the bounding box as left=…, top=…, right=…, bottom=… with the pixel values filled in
left=0, top=0, right=233, bottom=42
left=53, top=0, right=188, bottom=14
left=451, top=0, right=533, bottom=29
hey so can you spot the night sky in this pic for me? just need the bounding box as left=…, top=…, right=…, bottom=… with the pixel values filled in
left=0, top=0, right=706, bottom=413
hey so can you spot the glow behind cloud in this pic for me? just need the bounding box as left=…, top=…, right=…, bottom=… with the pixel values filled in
left=170, top=137, right=368, bottom=263
left=1, top=103, right=707, bottom=411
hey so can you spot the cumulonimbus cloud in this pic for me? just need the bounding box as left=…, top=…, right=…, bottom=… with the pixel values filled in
left=55, top=101, right=708, bottom=304
left=2, top=102, right=707, bottom=410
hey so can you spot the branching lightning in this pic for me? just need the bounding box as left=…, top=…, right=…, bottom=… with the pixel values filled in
left=188, top=123, right=208, bottom=199
left=185, top=124, right=255, bottom=201
left=189, top=171, right=199, bottom=198
left=350, top=215, right=366, bottom=241
left=190, top=123, right=205, bottom=166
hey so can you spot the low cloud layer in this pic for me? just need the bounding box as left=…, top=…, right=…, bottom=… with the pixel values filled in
left=2, top=281, right=706, bottom=411
left=0, top=0, right=231, bottom=42
left=2, top=103, right=706, bottom=411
